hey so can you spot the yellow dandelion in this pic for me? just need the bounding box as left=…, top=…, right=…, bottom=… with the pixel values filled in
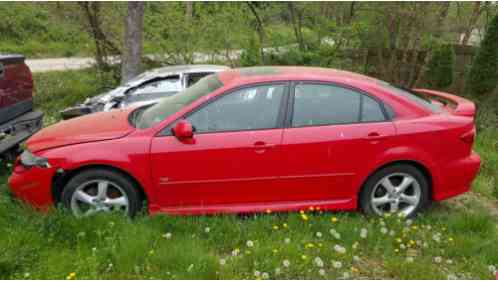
left=448, top=237, right=454, bottom=242
left=301, top=214, right=309, bottom=221
left=305, top=243, right=315, bottom=248
left=396, top=238, right=402, bottom=243
left=351, top=266, right=359, bottom=273
left=331, top=217, right=338, bottom=223
left=272, top=249, right=279, bottom=254
left=301, top=254, right=308, bottom=260
left=273, top=225, right=279, bottom=230
left=409, top=240, right=415, bottom=245
left=283, top=223, right=288, bottom=228
left=411, top=225, right=418, bottom=230
left=394, top=248, right=399, bottom=253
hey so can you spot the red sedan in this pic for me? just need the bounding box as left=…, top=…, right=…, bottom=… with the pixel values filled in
left=8, top=67, right=481, bottom=218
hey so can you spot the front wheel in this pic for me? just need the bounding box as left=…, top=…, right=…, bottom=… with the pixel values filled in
left=360, top=164, right=429, bottom=218
left=61, top=169, right=142, bottom=217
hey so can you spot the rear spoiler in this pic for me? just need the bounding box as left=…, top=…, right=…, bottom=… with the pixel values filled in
left=413, top=88, right=476, bottom=117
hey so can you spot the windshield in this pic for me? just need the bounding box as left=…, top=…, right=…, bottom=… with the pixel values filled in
left=135, top=74, right=223, bottom=128
left=379, top=82, right=442, bottom=113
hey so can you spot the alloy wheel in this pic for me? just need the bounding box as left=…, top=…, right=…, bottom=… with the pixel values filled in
left=370, top=172, right=421, bottom=217
left=70, top=179, right=129, bottom=217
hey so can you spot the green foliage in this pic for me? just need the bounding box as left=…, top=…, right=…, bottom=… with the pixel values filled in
left=425, top=44, right=455, bottom=89
left=239, top=35, right=262, bottom=67
left=466, top=14, right=498, bottom=97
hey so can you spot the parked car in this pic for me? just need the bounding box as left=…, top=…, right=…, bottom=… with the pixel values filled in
left=9, top=66, right=480, bottom=218
left=60, top=64, right=229, bottom=119
left=0, top=54, right=43, bottom=161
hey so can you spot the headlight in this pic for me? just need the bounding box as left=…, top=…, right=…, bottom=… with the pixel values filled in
left=20, top=150, right=51, bottom=168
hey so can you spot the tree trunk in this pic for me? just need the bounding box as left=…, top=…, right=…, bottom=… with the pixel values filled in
left=121, top=2, right=145, bottom=84
left=246, top=2, right=266, bottom=62
left=185, top=1, right=193, bottom=23
left=288, top=3, right=305, bottom=51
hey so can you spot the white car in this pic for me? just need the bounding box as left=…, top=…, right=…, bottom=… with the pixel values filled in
left=61, top=64, right=229, bottom=119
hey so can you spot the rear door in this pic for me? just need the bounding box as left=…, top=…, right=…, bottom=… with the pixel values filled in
left=280, top=82, right=396, bottom=202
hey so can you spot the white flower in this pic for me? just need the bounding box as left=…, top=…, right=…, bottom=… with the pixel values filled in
left=333, top=261, right=343, bottom=269
left=284, top=238, right=291, bottom=244
left=434, top=256, right=442, bottom=263
left=163, top=232, right=172, bottom=239
left=231, top=249, right=240, bottom=256
left=380, top=220, right=386, bottom=226
left=283, top=259, right=291, bottom=268
left=380, top=227, right=388, bottom=234
left=342, top=272, right=351, bottom=279
left=318, top=269, right=326, bottom=276
left=405, top=219, right=413, bottom=226
left=246, top=240, right=254, bottom=247
left=314, top=257, right=324, bottom=267
left=219, top=259, right=226, bottom=266
left=353, top=255, right=361, bottom=262
left=406, top=257, right=414, bottom=263
left=330, top=228, right=337, bottom=235
left=423, top=242, right=429, bottom=248
left=275, top=267, right=281, bottom=275
left=400, top=243, right=406, bottom=250
left=24, top=273, right=30, bottom=278
left=254, top=270, right=261, bottom=277
left=204, top=227, right=210, bottom=233
left=262, top=272, right=269, bottom=279
left=360, top=228, right=368, bottom=239
left=488, top=265, right=497, bottom=273
left=446, top=259, right=453, bottom=264
left=334, top=233, right=341, bottom=239
left=389, top=230, right=395, bottom=236
left=316, top=232, right=323, bottom=238
left=334, top=244, right=346, bottom=254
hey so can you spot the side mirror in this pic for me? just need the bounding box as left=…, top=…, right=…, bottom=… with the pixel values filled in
left=172, top=120, right=194, bottom=139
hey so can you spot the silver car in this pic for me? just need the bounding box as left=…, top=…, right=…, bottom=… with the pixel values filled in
left=61, top=64, right=229, bottom=119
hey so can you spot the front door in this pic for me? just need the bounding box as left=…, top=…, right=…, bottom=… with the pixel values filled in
left=150, top=83, right=288, bottom=208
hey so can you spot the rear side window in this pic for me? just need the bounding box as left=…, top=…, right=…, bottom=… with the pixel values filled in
left=291, top=83, right=388, bottom=127
left=361, top=95, right=386, bottom=122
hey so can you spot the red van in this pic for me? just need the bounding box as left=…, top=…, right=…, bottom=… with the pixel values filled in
left=0, top=54, right=43, bottom=161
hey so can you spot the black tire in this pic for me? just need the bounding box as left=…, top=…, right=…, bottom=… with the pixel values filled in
left=359, top=164, right=430, bottom=218
left=61, top=169, right=143, bottom=217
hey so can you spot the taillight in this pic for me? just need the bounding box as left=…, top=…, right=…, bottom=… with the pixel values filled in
left=460, top=128, right=476, bottom=144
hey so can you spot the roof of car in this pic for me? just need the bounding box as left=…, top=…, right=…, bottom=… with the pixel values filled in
left=218, top=66, right=383, bottom=88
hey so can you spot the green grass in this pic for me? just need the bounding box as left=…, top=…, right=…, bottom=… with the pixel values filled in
left=0, top=69, right=497, bottom=279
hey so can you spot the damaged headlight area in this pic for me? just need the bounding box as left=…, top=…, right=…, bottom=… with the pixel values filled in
left=20, top=149, right=51, bottom=168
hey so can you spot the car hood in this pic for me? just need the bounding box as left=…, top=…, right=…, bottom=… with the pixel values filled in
left=27, top=108, right=135, bottom=152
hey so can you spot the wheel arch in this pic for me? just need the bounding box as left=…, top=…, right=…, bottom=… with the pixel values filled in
left=358, top=159, right=433, bottom=206
left=52, top=164, right=148, bottom=205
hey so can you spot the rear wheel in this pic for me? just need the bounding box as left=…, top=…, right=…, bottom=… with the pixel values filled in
left=360, top=164, right=429, bottom=218
left=61, top=169, right=142, bottom=217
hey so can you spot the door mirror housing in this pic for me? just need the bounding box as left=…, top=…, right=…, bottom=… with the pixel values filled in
left=172, top=120, right=194, bottom=139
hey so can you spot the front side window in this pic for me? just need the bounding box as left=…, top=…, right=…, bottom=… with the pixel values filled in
left=292, top=83, right=361, bottom=127
left=187, top=84, right=285, bottom=133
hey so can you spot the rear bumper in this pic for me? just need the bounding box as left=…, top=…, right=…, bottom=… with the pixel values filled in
left=0, top=110, right=43, bottom=155
left=433, top=151, right=481, bottom=201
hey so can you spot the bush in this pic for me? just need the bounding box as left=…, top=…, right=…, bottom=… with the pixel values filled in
left=466, top=14, right=498, bottom=97
left=239, top=35, right=262, bottom=67
left=425, top=44, right=455, bottom=89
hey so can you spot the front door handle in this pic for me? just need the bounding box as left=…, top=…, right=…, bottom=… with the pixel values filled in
left=253, top=141, right=276, bottom=153
left=363, top=132, right=386, bottom=141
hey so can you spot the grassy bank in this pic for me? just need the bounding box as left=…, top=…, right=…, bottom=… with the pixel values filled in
left=0, top=69, right=497, bottom=279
